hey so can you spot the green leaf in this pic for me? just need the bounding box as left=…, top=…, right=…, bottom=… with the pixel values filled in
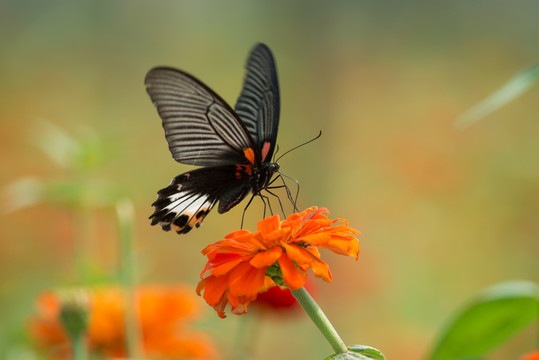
left=324, top=352, right=370, bottom=360
left=31, top=118, right=114, bottom=172
left=2, top=177, right=44, bottom=212
left=32, top=118, right=80, bottom=168
left=456, top=63, right=539, bottom=129
left=325, top=345, right=385, bottom=360
left=348, top=345, right=385, bottom=360
left=429, top=280, right=539, bottom=360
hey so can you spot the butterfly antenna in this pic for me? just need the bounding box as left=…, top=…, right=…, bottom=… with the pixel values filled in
left=272, top=144, right=280, bottom=162
left=275, top=131, right=322, bottom=162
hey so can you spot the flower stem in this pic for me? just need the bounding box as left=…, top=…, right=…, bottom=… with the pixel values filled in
left=291, top=287, right=347, bottom=354
left=116, top=199, right=142, bottom=359
left=71, top=334, right=87, bottom=360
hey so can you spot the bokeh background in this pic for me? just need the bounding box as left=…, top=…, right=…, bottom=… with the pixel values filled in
left=1, top=1, right=538, bottom=359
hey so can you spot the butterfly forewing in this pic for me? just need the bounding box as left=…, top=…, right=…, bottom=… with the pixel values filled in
left=235, top=43, right=280, bottom=162
left=145, top=67, right=256, bottom=167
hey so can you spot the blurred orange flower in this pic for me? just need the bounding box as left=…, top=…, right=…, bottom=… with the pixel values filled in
left=196, top=207, right=360, bottom=318
left=521, top=350, right=539, bottom=360
left=253, top=285, right=298, bottom=310
left=30, top=285, right=217, bottom=359
left=252, top=277, right=316, bottom=315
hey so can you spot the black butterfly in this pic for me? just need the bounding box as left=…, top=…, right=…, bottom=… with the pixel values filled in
left=146, top=43, right=287, bottom=234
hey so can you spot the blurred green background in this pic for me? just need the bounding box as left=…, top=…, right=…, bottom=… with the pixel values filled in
left=1, top=1, right=538, bottom=359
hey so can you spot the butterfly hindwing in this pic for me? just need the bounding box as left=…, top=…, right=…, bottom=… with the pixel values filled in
left=145, top=67, right=257, bottom=167
left=149, top=165, right=252, bottom=234
left=235, top=43, right=280, bottom=162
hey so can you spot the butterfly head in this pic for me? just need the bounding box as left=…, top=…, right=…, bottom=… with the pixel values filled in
left=255, top=162, right=280, bottom=191
left=266, top=162, right=280, bottom=173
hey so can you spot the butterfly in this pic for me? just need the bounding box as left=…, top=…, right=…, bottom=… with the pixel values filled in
left=145, top=43, right=287, bottom=234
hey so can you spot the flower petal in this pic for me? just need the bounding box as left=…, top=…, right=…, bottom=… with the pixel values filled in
left=197, top=275, right=228, bottom=307
left=308, top=258, right=332, bottom=282
left=209, top=256, right=246, bottom=277
left=228, top=262, right=267, bottom=297
left=281, top=243, right=315, bottom=266
left=257, top=214, right=281, bottom=235
left=250, top=246, right=282, bottom=268
left=277, top=253, right=306, bottom=290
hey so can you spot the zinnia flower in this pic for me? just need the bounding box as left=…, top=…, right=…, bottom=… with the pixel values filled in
left=30, top=285, right=217, bottom=359
left=253, top=285, right=299, bottom=311
left=521, top=350, right=539, bottom=360
left=252, top=277, right=316, bottom=315
left=196, top=207, right=360, bottom=318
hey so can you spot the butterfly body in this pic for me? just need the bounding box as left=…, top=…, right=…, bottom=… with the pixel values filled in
left=146, top=43, right=282, bottom=234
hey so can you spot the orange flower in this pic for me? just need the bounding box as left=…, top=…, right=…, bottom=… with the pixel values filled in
left=252, top=277, right=316, bottom=315
left=254, top=285, right=298, bottom=310
left=521, top=350, right=539, bottom=360
left=196, top=207, right=360, bottom=318
left=30, top=285, right=217, bottom=359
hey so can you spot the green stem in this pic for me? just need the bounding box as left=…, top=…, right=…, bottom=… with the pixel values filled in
left=116, top=200, right=142, bottom=358
left=291, top=287, right=347, bottom=354
left=71, top=334, right=87, bottom=360
left=72, top=204, right=92, bottom=279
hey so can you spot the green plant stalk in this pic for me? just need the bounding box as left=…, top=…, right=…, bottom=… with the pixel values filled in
left=116, top=200, right=142, bottom=358
left=291, top=287, right=347, bottom=354
left=72, top=204, right=93, bottom=279
left=70, top=334, right=87, bottom=360
left=456, top=63, right=539, bottom=128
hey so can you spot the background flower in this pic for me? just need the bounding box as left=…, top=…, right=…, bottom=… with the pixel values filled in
left=30, top=285, right=217, bottom=360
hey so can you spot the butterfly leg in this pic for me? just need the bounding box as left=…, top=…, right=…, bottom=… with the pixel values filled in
left=264, top=187, right=286, bottom=218
left=278, top=172, right=300, bottom=211
left=255, top=191, right=274, bottom=218
left=240, top=193, right=257, bottom=229
left=267, top=173, right=300, bottom=212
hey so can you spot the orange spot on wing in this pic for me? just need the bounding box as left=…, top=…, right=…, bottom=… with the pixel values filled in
left=243, top=148, right=255, bottom=165
left=235, top=165, right=252, bottom=178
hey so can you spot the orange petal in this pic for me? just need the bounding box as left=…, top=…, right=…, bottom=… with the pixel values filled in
left=264, top=228, right=290, bottom=245
left=198, top=275, right=229, bottom=307
left=250, top=247, right=282, bottom=268
left=195, top=278, right=207, bottom=296
left=212, top=290, right=230, bottom=319
left=309, top=257, right=332, bottom=282
left=281, top=243, right=316, bottom=266
left=200, top=253, right=242, bottom=276
left=230, top=302, right=249, bottom=316
left=210, top=256, right=246, bottom=276
left=225, top=229, right=251, bottom=239
left=228, top=262, right=267, bottom=297
left=325, top=237, right=360, bottom=259
left=277, top=254, right=306, bottom=290
left=257, top=214, right=281, bottom=235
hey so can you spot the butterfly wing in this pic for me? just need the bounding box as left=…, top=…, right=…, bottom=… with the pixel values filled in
left=145, top=67, right=258, bottom=167
left=150, top=165, right=252, bottom=234
left=235, top=43, right=280, bottom=162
